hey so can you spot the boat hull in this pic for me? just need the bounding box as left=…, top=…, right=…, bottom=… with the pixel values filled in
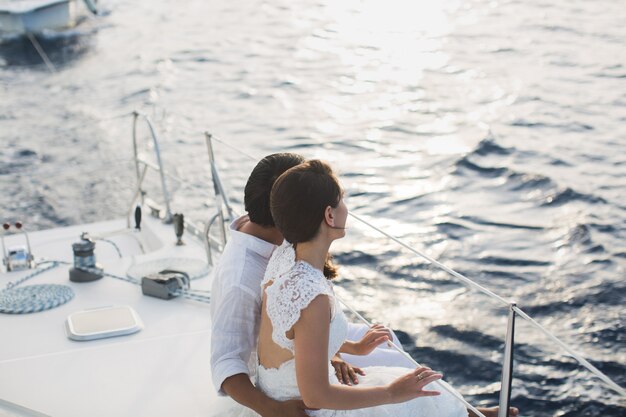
left=0, top=0, right=76, bottom=35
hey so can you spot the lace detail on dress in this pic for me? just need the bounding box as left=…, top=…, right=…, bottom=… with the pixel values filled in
left=262, top=241, right=295, bottom=287
left=264, top=261, right=335, bottom=353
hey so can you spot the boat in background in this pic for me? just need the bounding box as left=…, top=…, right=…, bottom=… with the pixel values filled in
left=0, top=0, right=97, bottom=35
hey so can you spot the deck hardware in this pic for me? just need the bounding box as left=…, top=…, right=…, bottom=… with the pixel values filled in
left=1, top=222, right=36, bottom=272
left=1, top=223, right=10, bottom=271
left=126, top=111, right=222, bottom=266
left=498, top=303, right=516, bottom=417
left=131, top=112, right=173, bottom=224
left=150, top=205, right=161, bottom=218
left=141, top=270, right=190, bottom=300
left=69, top=233, right=103, bottom=282
left=126, top=163, right=148, bottom=229
left=134, top=205, right=142, bottom=230
left=204, top=132, right=236, bottom=261
left=173, top=213, right=185, bottom=246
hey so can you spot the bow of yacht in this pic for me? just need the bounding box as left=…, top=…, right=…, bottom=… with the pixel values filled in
left=0, top=214, right=232, bottom=416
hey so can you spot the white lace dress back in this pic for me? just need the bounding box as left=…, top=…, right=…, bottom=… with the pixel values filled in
left=256, top=257, right=468, bottom=417
left=258, top=260, right=348, bottom=400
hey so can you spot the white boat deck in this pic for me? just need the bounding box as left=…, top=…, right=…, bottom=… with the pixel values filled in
left=0, top=216, right=231, bottom=417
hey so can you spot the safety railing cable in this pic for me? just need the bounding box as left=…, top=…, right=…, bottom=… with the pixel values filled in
left=207, top=135, right=263, bottom=162
left=349, top=212, right=626, bottom=397
left=511, top=306, right=626, bottom=397
left=348, top=211, right=511, bottom=307
left=349, top=212, right=626, bottom=398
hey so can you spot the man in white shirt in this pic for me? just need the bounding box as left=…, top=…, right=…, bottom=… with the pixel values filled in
left=211, top=153, right=311, bottom=416
left=210, top=153, right=408, bottom=417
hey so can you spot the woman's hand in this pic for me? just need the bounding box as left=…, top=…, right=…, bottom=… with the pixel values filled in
left=351, top=324, right=393, bottom=356
left=386, top=367, right=442, bottom=404
left=331, top=354, right=365, bottom=385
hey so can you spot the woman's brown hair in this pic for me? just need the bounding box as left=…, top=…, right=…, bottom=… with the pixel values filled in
left=270, top=160, right=341, bottom=279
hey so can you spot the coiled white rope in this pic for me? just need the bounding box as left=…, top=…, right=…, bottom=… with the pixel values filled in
left=0, top=261, right=74, bottom=314
left=0, top=284, right=74, bottom=314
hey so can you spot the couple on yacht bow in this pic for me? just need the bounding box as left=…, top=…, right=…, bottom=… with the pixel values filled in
left=210, top=153, right=519, bottom=417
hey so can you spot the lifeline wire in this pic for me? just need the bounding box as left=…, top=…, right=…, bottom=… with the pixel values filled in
left=511, top=306, right=626, bottom=398
left=348, top=212, right=626, bottom=399
left=206, top=135, right=260, bottom=161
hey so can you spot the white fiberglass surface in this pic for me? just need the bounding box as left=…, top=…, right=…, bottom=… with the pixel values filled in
left=0, top=217, right=219, bottom=417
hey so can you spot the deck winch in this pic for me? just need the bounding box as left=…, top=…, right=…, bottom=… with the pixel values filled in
left=69, top=233, right=103, bottom=282
left=141, top=270, right=190, bottom=300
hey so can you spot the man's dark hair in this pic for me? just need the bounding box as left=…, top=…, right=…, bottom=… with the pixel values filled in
left=244, top=153, right=305, bottom=227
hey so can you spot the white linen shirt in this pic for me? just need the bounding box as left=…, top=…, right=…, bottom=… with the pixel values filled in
left=210, top=215, right=277, bottom=395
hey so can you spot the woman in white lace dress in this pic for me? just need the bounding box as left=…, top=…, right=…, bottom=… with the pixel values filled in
left=254, top=159, right=469, bottom=417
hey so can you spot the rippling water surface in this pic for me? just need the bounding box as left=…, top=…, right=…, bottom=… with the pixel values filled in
left=1, top=0, right=625, bottom=415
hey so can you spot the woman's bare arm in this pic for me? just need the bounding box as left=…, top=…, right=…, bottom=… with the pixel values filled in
left=294, top=296, right=383, bottom=409
left=294, top=295, right=442, bottom=410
